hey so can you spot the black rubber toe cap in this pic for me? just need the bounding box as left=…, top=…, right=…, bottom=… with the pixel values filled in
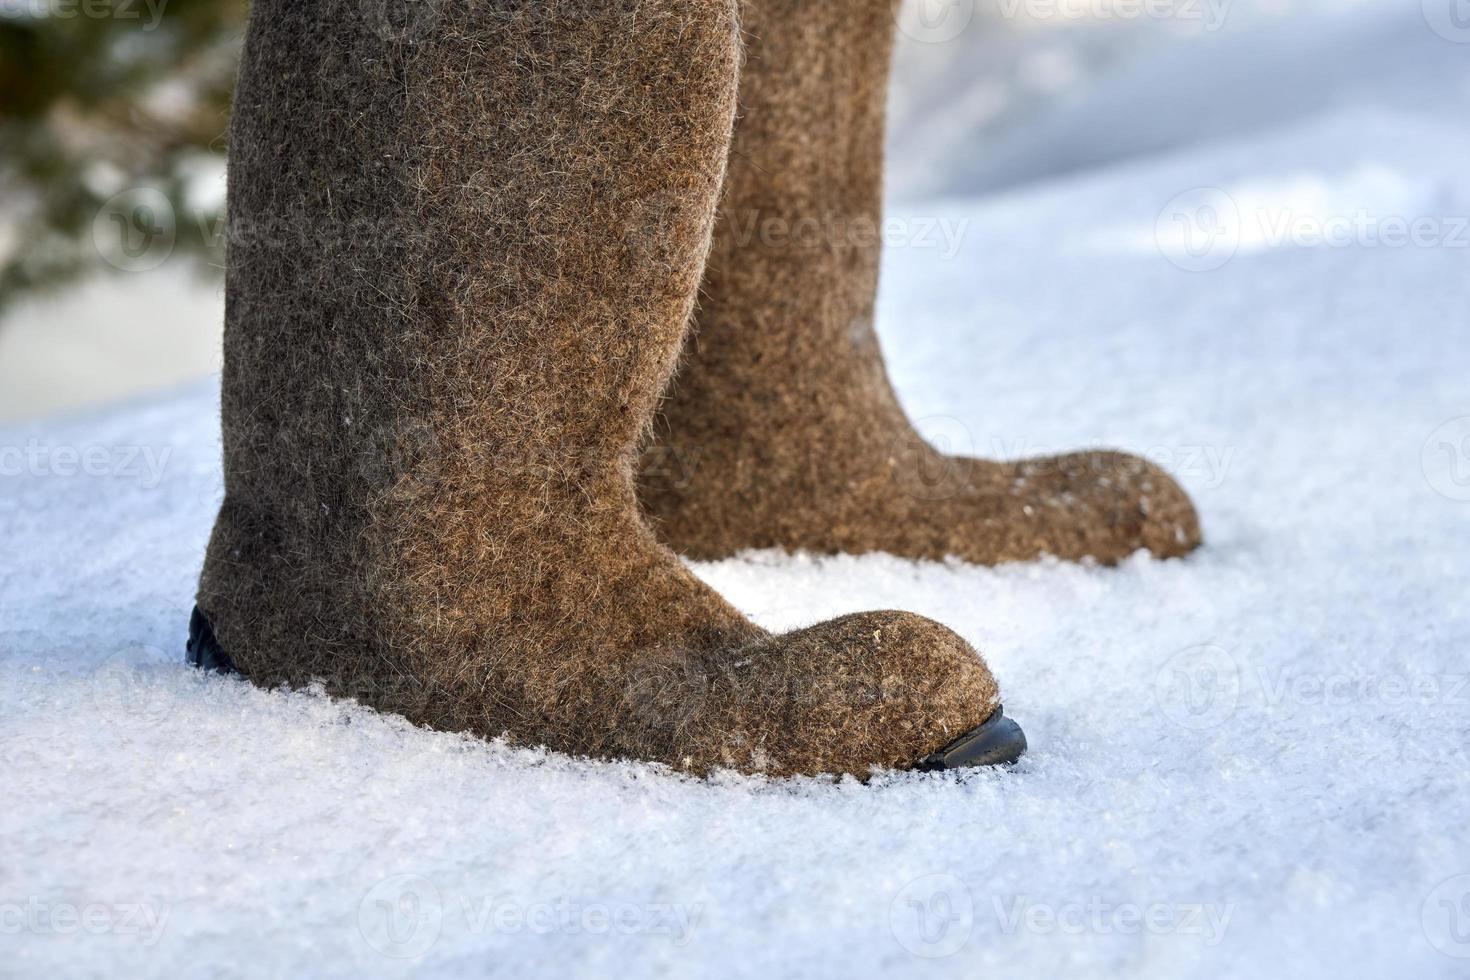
left=915, top=707, right=1027, bottom=771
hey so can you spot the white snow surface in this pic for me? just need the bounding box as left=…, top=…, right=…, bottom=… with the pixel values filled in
left=6, top=73, right=1470, bottom=980
left=888, top=1, right=1470, bottom=201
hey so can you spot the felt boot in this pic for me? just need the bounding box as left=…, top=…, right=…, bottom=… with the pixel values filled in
left=638, top=0, right=1202, bottom=565
left=193, top=0, right=1025, bottom=777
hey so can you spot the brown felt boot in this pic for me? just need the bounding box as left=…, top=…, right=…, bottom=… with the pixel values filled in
left=192, top=0, right=1025, bottom=778
left=638, top=0, right=1202, bottom=566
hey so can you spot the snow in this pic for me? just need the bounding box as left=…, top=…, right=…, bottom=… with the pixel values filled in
left=0, top=266, right=222, bottom=425
left=888, top=1, right=1470, bottom=200
left=5, top=9, right=1470, bottom=978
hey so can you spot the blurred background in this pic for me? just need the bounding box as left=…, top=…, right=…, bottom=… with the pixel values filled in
left=0, top=0, right=1460, bottom=423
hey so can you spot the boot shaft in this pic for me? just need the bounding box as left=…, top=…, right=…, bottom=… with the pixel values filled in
left=223, top=0, right=743, bottom=508
left=204, top=0, right=745, bottom=685
left=732, top=0, right=899, bottom=215
left=650, top=0, right=910, bottom=454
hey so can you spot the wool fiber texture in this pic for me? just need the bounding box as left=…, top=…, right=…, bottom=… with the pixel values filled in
left=198, top=0, right=1001, bottom=778
left=640, top=0, right=1202, bottom=565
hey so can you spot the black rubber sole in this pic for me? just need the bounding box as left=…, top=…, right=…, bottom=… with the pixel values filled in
left=914, top=707, right=1027, bottom=771
left=186, top=606, right=236, bottom=674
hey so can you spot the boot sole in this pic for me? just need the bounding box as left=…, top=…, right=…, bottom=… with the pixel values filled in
left=913, top=707, right=1027, bottom=771
left=186, top=606, right=236, bottom=674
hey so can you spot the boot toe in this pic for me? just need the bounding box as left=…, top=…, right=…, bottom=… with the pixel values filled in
left=1087, top=450, right=1202, bottom=559
left=1009, top=450, right=1202, bottom=562
left=712, top=610, right=1013, bottom=776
